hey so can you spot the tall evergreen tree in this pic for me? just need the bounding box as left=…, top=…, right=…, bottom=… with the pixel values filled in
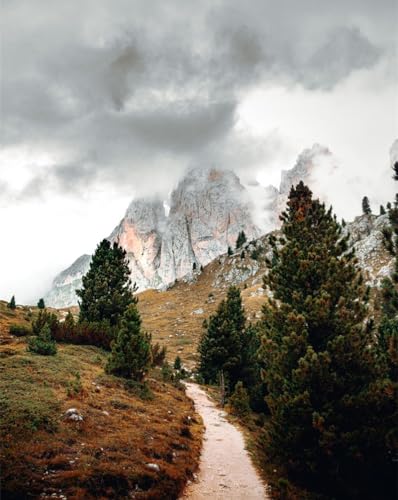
left=362, top=195, right=372, bottom=215
left=376, top=163, right=398, bottom=459
left=260, top=181, right=394, bottom=499
left=380, top=204, right=386, bottom=215
left=198, top=286, right=245, bottom=391
left=37, top=298, right=45, bottom=309
left=7, top=296, right=16, bottom=310
left=236, top=230, right=247, bottom=249
left=77, top=239, right=134, bottom=326
left=105, top=302, right=151, bottom=380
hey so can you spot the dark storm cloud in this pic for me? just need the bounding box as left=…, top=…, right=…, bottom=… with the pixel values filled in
left=1, top=0, right=395, bottom=199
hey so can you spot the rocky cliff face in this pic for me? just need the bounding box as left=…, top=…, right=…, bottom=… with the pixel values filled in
left=45, top=168, right=260, bottom=307
left=44, top=255, right=91, bottom=309
left=265, top=144, right=335, bottom=227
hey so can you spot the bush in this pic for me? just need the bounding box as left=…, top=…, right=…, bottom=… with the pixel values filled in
left=66, top=371, right=83, bottom=397
left=28, top=324, right=57, bottom=356
left=124, top=380, right=154, bottom=400
left=32, top=310, right=58, bottom=336
left=161, top=362, right=174, bottom=382
left=228, top=381, right=250, bottom=417
left=53, top=320, right=115, bottom=350
left=151, top=341, right=167, bottom=367
left=9, top=324, right=31, bottom=337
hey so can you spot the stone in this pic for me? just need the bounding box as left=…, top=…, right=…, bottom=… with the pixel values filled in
left=146, top=463, right=160, bottom=472
left=64, top=408, right=83, bottom=422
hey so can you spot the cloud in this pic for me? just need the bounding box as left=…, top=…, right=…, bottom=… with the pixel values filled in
left=0, top=0, right=397, bottom=303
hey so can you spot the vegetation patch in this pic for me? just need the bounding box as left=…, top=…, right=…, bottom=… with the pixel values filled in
left=0, top=343, right=202, bottom=499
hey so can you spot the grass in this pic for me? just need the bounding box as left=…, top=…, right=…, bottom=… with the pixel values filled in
left=0, top=342, right=203, bottom=499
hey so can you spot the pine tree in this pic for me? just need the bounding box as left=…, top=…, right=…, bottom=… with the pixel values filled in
left=37, top=298, right=45, bottom=309
left=28, top=323, right=57, bottom=356
left=105, top=303, right=151, bottom=380
left=192, top=262, right=197, bottom=271
left=174, top=355, right=182, bottom=371
left=8, top=296, right=16, bottom=310
left=362, top=196, right=372, bottom=215
left=236, top=230, right=247, bottom=249
left=376, top=163, right=398, bottom=462
left=198, top=286, right=245, bottom=392
left=227, top=246, right=233, bottom=256
left=380, top=205, right=386, bottom=215
left=260, top=181, right=394, bottom=498
left=77, top=239, right=134, bottom=327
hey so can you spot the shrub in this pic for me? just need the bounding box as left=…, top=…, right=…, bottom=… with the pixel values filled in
left=161, top=362, right=174, bottom=382
left=28, top=324, right=57, bottom=356
left=228, top=381, right=250, bottom=417
left=151, top=341, right=167, bottom=367
left=124, top=380, right=154, bottom=400
left=53, top=320, right=115, bottom=350
left=9, top=324, right=31, bottom=337
left=66, top=371, right=83, bottom=397
left=32, top=310, right=58, bottom=336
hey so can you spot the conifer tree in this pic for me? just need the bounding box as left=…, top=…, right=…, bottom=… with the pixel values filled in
left=77, top=239, right=134, bottom=326
left=37, top=298, right=45, bottom=309
left=227, top=246, right=233, bottom=256
left=376, top=163, right=398, bottom=459
left=260, top=181, right=394, bottom=499
left=198, top=286, right=245, bottom=392
left=105, top=302, right=151, bottom=380
left=380, top=204, right=386, bottom=215
left=7, top=296, right=16, bottom=309
left=236, top=230, right=247, bottom=249
left=362, top=195, right=372, bottom=215
left=28, top=323, right=57, bottom=356
left=174, top=355, right=182, bottom=370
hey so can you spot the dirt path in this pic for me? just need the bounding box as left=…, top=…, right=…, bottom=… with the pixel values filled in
left=180, top=383, right=269, bottom=500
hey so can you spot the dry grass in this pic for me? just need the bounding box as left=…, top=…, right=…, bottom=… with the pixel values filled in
left=0, top=341, right=202, bottom=499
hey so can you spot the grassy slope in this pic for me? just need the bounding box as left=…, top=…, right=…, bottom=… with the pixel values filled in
left=138, top=250, right=267, bottom=368
left=0, top=337, right=202, bottom=499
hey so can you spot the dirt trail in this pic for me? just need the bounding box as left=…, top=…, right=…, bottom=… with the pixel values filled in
left=180, top=383, right=269, bottom=500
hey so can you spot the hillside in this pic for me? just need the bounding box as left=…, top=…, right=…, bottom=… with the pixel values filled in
left=137, top=213, right=393, bottom=368
left=0, top=319, right=202, bottom=499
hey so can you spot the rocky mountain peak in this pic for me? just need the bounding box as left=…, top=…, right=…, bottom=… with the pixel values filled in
left=45, top=167, right=260, bottom=307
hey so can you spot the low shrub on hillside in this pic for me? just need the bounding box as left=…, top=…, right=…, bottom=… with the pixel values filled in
left=53, top=320, right=115, bottom=350
left=9, top=323, right=31, bottom=337
left=28, top=324, right=57, bottom=356
left=151, top=340, right=167, bottom=366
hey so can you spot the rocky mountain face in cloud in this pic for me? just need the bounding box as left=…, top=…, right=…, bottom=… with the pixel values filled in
left=45, top=142, right=396, bottom=308
left=265, top=144, right=334, bottom=227
left=45, top=168, right=260, bottom=307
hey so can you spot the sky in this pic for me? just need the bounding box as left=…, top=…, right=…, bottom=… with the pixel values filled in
left=1, top=0, right=397, bottom=304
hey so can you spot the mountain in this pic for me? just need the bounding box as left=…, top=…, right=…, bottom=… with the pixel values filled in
left=45, top=168, right=260, bottom=307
